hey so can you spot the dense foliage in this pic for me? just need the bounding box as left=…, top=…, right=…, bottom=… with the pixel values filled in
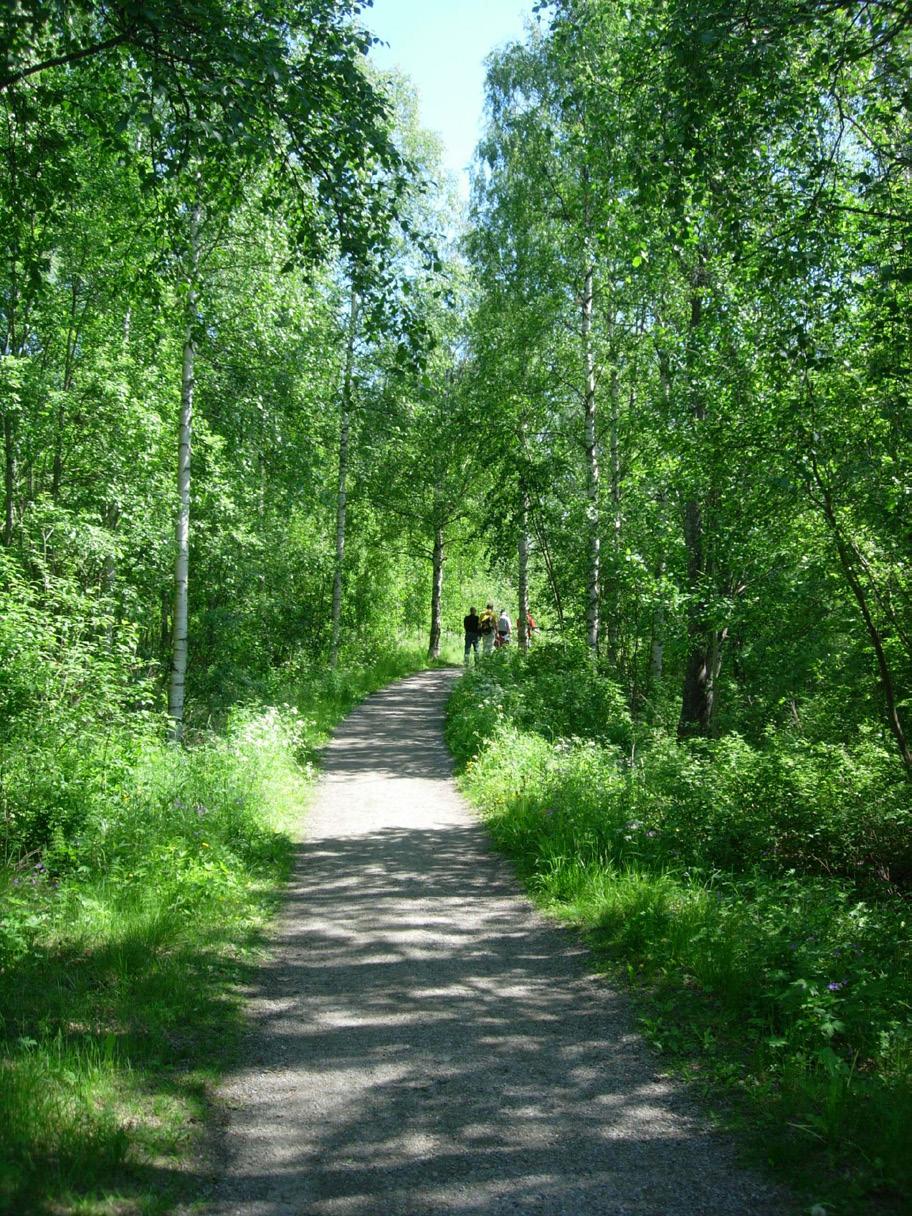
left=0, top=643, right=433, bottom=1213
left=3, top=0, right=912, bottom=1211
left=0, top=5, right=473, bottom=1211
left=449, top=646, right=912, bottom=1211
left=467, top=0, right=912, bottom=773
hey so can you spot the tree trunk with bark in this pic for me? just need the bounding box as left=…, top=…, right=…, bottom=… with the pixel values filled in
left=428, top=524, right=444, bottom=660
left=2, top=313, right=19, bottom=547
left=518, top=486, right=530, bottom=652
left=2, top=408, right=14, bottom=546
left=330, top=286, right=358, bottom=669
left=810, top=452, right=912, bottom=773
left=582, top=255, right=600, bottom=654
left=167, top=201, right=201, bottom=742
left=678, top=275, right=718, bottom=738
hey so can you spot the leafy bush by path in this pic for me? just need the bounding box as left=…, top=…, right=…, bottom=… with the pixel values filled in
left=448, top=641, right=633, bottom=762
left=0, top=641, right=433, bottom=1216
left=449, top=648, right=912, bottom=886
left=447, top=647, right=912, bottom=1214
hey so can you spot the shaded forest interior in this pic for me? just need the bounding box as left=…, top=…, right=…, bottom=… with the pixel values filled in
left=1, top=2, right=911, bottom=1215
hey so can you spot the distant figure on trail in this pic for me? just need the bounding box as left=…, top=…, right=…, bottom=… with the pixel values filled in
left=479, top=602, right=497, bottom=655
left=496, top=608, right=512, bottom=647
left=517, top=611, right=538, bottom=644
left=463, top=606, right=481, bottom=666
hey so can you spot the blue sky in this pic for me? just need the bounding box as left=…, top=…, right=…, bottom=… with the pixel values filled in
left=364, top=0, right=538, bottom=195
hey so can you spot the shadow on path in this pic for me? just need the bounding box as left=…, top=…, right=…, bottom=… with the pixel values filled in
left=205, top=669, right=788, bottom=1216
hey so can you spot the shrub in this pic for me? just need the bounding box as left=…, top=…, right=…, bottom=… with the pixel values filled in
left=448, top=653, right=912, bottom=1208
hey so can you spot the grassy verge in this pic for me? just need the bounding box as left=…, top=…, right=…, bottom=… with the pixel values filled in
left=0, top=642, right=437, bottom=1216
left=447, top=650, right=912, bottom=1216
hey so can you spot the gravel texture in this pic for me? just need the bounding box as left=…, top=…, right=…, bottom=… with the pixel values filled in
left=204, top=667, right=792, bottom=1216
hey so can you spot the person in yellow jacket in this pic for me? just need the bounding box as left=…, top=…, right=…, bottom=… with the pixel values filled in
left=478, top=602, right=497, bottom=656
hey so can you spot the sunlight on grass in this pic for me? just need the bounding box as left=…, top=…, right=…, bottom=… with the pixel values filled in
left=0, top=641, right=432, bottom=1216
left=448, top=648, right=912, bottom=1215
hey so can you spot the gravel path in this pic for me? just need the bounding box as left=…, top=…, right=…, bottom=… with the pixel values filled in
left=206, top=668, right=790, bottom=1216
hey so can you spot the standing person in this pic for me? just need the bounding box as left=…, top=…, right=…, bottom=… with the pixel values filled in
left=497, top=607, right=512, bottom=646
left=463, top=606, right=481, bottom=666
left=479, top=602, right=497, bottom=655
left=517, top=610, right=538, bottom=645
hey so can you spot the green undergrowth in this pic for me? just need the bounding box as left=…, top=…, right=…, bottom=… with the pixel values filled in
left=447, top=644, right=912, bottom=1216
left=0, top=640, right=435, bottom=1216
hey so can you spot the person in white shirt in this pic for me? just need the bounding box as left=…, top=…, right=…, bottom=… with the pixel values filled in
left=497, top=609, right=512, bottom=645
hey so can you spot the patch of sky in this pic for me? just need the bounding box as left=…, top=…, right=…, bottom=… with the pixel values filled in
left=365, top=0, right=541, bottom=199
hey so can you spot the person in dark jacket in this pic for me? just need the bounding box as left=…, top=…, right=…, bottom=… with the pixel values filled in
left=463, top=606, right=481, bottom=665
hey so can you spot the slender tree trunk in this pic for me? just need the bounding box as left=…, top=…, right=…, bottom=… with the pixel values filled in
left=651, top=355, right=672, bottom=688
left=533, top=502, right=564, bottom=630
left=678, top=274, right=717, bottom=738
left=102, top=502, right=121, bottom=647
left=678, top=493, right=715, bottom=736
left=650, top=520, right=666, bottom=687
left=649, top=593, right=665, bottom=684
left=811, top=456, right=912, bottom=773
left=168, top=201, right=201, bottom=742
left=160, top=585, right=171, bottom=657
left=2, top=315, right=17, bottom=546
left=428, top=525, right=444, bottom=660
left=582, top=256, right=600, bottom=653
left=52, top=278, right=81, bottom=501
left=330, top=286, right=358, bottom=668
left=518, top=487, right=530, bottom=652
left=102, top=503, right=121, bottom=597
left=2, top=409, right=14, bottom=546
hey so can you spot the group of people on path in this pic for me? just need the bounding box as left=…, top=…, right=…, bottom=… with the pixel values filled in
left=463, top=602, right=537, bottom=665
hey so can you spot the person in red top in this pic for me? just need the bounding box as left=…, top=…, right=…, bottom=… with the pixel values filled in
left=516, top=611, right=538, bottom=644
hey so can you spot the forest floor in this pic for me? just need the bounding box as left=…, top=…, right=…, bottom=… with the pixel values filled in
left=194, top=668, right=793, bottom=1216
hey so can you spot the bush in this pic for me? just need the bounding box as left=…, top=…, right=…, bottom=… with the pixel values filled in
left=0, top=621, right=431, bottom=1214
left=449, top=641, right=912, bottom=886
left=447, top=639, right=632, bottom=764
left=448, top=652, right=912, bottom=1210
left=0, top=554, right=157, bottom=864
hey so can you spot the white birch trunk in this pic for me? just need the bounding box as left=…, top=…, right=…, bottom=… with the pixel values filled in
left=2, top=322, right=17, bottom=546
left=650, top=570, right=665, bottom=684
left=518, top=487, right=530, bottom=652
left=168, top=201, right=201, bottom=742
left=582, top=258, right=600, bottom=653
left=2, top=410, right=14, bottom=546
left=102, top=502, right=121, bottom=649
left=610, top=370, right=621, bottom=551
left=330, top=287, right=358, bottom=669
left=428, top=525, right=444, bottom=660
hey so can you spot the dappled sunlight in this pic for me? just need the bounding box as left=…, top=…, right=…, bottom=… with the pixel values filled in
left=207, top=671, right=783, bottom=1216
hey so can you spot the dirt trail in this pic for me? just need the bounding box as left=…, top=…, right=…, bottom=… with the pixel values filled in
left=205, top=667, right=789, bottom=1215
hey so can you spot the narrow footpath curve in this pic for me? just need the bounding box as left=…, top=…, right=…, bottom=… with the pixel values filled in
left=206, top=668, right=789, bottom=1216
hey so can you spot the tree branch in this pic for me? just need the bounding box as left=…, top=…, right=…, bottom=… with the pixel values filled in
left=0, top=32, right=132, bottom=91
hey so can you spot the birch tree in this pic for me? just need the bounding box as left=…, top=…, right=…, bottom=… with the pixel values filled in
left=330, top=284, right=359, bottom=669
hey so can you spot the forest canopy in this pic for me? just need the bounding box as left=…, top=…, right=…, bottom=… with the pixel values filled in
left=1, top=0, right=911, bottom=1208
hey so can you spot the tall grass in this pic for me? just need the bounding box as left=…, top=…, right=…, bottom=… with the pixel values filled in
left=448, top=647, right=912, bottom=1215
left=0, top=641, right=436, bottom=1216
